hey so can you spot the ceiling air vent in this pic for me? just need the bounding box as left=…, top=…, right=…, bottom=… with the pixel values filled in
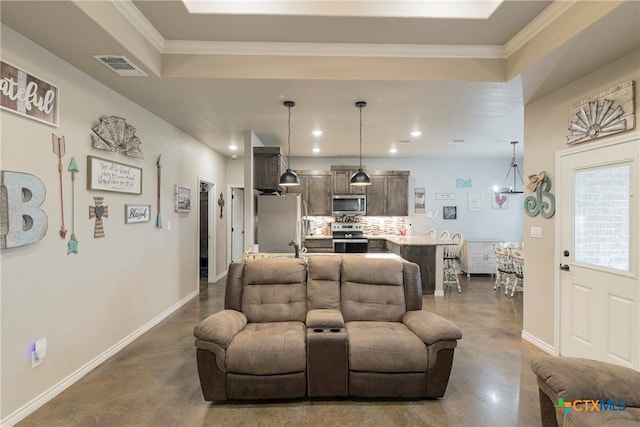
left=93, top=55, right=148, bottom=76
left=398, top=139, right=412, bottom=144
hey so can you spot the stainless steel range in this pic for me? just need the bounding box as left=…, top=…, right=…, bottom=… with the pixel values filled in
left=332, top=222, right=368, bottom=253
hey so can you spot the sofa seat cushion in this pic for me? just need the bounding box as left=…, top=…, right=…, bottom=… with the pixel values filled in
left=564, top=405, right=640, bottom=426
left=226, top=321, right=306, bottom=375
left=346, top=321, right=428, bottom=373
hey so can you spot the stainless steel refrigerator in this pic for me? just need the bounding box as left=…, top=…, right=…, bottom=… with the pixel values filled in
left=257, top=193, right=304, bottom=253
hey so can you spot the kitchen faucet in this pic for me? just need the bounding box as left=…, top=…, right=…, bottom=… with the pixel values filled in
left=289, top=240, right=300, bottom=258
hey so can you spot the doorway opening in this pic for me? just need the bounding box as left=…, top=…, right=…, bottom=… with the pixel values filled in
left=230, top=187, right=245, bottom=263
left=199, top=179, right=216, bottom=284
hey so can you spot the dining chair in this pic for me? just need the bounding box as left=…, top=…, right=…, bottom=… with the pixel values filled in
left=443, top=232, right=463, bottom=293
left=427, top=228, right=436, bottom=240
left=493, top=245, right=511, bottom=292
left=439, top=230, right=450, bottom=242
left=508, top=249, right=524, bottom=297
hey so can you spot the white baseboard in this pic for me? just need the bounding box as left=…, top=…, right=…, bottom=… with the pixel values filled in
left=521, top=330, right=555, bottom=355
left=213, top=270, right=227, bottom=282
left=1, top=290, right=198, bottom=427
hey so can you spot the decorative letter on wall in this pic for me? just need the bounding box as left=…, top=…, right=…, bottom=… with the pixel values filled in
left=524, top=171, right=556, bottom=218
left=1, top=171, right=48, bottom=249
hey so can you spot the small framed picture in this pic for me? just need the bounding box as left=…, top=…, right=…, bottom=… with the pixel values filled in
left=468, top=191, right=481, bottom=211
left=443, top=206, right=457, bottom=220
left=175, top=185, right=191, bottom=212
left=125, top=204, right=151, bottom=224
left=493, top=193, right=510, bottom=209
left=414, top=187, right=425, bottom=214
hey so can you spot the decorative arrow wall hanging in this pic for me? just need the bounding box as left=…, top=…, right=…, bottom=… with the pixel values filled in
left=67, top=157, right=79, bottom=254
left=89, top=196, right=109, bottom=238
left=52, top=134, right=67, bottom=238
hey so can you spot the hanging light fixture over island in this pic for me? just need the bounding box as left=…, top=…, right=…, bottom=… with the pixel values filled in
left=279, top=100, right=300, bottom=187
left=350, top=101, right=371, bottom=186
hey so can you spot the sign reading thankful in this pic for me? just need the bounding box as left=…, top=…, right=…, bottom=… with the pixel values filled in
left=0, top=61, right=59, bottom=127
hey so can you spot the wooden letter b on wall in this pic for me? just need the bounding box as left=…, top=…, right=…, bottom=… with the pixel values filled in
left=1, top=171, right=48, bottom=249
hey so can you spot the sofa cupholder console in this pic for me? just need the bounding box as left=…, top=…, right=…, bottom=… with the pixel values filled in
left=306, top=309, right=348, bottom=397
left=193, top=256, right=462, bottom=401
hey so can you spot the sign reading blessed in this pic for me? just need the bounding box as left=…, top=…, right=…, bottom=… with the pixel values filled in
left=125, top=204, right=150, bottom=224
left=0, top=61, right=59, bottom=127
left=87, top=155, right=142, bottom=194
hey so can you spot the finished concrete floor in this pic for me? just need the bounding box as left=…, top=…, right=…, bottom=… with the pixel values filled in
left=18, top=275, right=548, bottom=427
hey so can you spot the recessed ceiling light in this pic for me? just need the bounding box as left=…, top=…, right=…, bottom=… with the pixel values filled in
left=411, top=131, right=422, bottom=137
left=389, top=147, right=398, bottom=154
left=312, top=130, right=323, bottom=137
left=312, top=147, right=320, bottom=153
left=229, top=144, right=238, bottom=150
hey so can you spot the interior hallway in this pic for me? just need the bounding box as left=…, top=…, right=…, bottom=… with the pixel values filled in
left=18, top=274, right=548, bottom=427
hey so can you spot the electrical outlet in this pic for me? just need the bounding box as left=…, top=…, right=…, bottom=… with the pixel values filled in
left=530, top=226, right=543, bottom=239
left=31, top=338, right=47, bottom=368
left=167, top=221, right=172, bottom=231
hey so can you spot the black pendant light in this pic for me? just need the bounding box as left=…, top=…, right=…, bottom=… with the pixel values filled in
left=494, top=140, right=524, bottom=194
left=279, top=100, right=300, bottom=186
left=350, top=101, right=371, bottom=186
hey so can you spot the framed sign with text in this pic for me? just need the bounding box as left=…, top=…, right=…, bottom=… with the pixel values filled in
left=1, top=61, right=59, bottom=127
left=87, top=155, right=142, bottom=195
left=124, top=204, right=151, bottom=224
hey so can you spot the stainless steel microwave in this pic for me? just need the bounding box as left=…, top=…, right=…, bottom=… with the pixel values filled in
left=332, top=195, right=366, bottom=216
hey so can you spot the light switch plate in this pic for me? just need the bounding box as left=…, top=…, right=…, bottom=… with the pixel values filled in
left=530, top=226, right=543, bottom=239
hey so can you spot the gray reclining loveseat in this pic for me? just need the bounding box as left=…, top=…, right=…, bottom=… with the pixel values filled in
left=194, top=255, right=462, bottom=401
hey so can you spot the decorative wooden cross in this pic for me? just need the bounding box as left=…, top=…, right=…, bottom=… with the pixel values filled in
left=218, top=192, right=225, bottom=219
left=89, top=196, right=109, bottom=238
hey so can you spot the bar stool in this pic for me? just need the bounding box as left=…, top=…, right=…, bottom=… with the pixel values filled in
left=427, top=228, right=436, bottom=240
left=439, top=230, right=450, bottom=241
left=443, top=232, right=463, bottom=293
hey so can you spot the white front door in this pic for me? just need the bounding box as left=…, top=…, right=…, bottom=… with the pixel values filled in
left=558, top=136, right=639, bottom=369
left=231, top=188, right=245, bottom=262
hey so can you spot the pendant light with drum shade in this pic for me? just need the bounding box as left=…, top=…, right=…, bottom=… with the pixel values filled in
left=350, top=101, right=371, bottom=186
left=279, top=100, right=300, bottom=186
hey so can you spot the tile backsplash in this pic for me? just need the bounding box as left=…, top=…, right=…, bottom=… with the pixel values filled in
left=307, top=216, right=407, bottom=236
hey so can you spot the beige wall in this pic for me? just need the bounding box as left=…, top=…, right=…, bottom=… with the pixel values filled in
left=522, top=48, right=640, bottom=349
left=0, top=25, right=228, bottom=420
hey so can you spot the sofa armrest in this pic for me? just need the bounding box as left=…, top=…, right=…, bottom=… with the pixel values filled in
left=531, top=357, right=640, bottom=407
left=193, top=309, right=247, bottom=349
left=306, top=309, right=345, bottom=329
left=402, top=310, right=462, bottom=345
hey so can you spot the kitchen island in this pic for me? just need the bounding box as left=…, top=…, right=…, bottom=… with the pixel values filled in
left=303, top=235, right=453, bottom=296
left=377, top=236, right=453, bottom=296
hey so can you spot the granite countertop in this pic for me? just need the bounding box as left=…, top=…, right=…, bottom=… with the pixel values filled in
left=246, top=252, right=404, bottom=261
left=305, top=234, right=452, bottom=246
left=376, top=235, right=454, bottom=246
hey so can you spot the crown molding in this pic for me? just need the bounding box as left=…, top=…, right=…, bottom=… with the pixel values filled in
left=162, top=40, right=505, bottom=59
left=111, top=0, right=165, bottom=52
left=503, top=0, right=576, bottom=57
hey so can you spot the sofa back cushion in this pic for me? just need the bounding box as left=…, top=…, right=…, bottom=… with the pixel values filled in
left=307, top=256, right=342, bottom=310
left=341, top=257, right=406, bottom=322
left=242, top=258, right=307, bottom=323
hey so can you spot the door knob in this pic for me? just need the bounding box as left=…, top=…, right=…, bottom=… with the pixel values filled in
left=559, top=264, right=570, bottom=271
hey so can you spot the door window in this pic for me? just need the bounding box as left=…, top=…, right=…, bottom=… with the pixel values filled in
left=574, top=163, right=631, bottom=272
